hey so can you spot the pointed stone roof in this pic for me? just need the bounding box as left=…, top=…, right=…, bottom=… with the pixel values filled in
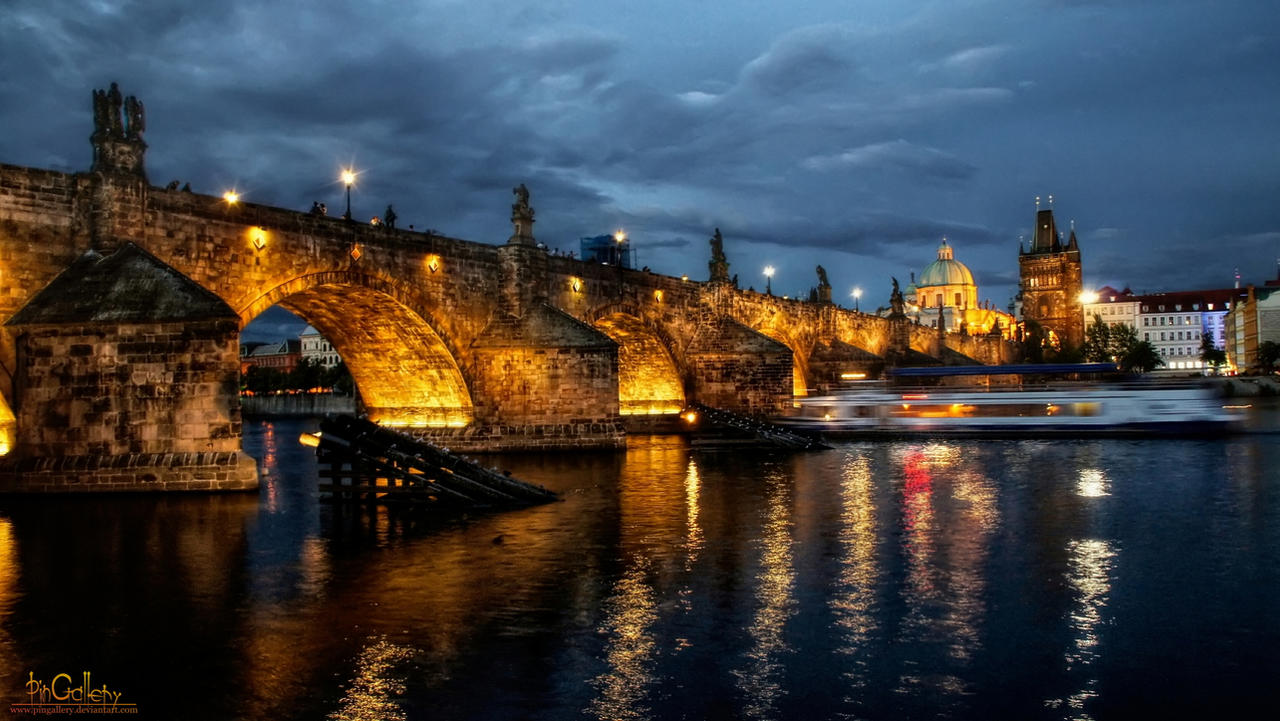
left=472, top=302, right=615, bottom=349
left=687, top=317, right=790, bottom=355
left=6, top=243, right=235, bottom=325
left=1030, top=208, right=1060, bottom=253
left=809, top=339, right=882, bottom=363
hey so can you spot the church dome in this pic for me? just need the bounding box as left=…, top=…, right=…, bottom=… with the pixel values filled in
left=916, top=240, right=975, bottom=288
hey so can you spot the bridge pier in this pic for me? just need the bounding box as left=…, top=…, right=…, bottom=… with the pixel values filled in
left=0, top=244, right=258, bottom=492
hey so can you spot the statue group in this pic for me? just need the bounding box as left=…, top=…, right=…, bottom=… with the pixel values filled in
left=92, top=82, right=144, bottom=140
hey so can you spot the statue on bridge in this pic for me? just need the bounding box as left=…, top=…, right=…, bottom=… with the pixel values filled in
left=90, top=82, right=147, bottom=178
left=708, top=228, right=730, bottom=283
left=512, top=184, right=533, bottom=218
left=889, top=277, right=905, bottom=316
left=815, top=265, right=830, bottom=288
left=124, top=95, right=145, bottom=139
left=509, top=183, right=536, bottom=245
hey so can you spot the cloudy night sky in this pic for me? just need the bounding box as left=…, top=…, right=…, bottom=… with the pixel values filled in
left=3, top=0, right=1278, bottom=337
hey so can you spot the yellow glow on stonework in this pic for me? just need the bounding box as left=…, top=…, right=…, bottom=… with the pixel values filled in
left=374, top=413, right=472, bottom=429
left=250, top=226, right=267, bottom=250
left=426, top=255, right=440, bottom=273
left=571, top=277, right=582, bottom=293
left=840, top=372, right=867, bottom=380
left=0, top=395, right=15, bottom=456
left=618, top=403, right=683, bottom=416
left=653, top=289, right=663, bottom=303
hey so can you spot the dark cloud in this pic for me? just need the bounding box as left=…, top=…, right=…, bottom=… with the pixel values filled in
left=1, top=0, right=1277, bottom=309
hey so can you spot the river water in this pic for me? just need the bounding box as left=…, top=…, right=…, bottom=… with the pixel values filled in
left=1, top=416, right=1278, bottom=720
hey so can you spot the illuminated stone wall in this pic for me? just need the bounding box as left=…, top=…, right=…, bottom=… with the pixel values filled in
left=464, top=303, right=624, bottom=450
left=0, top=318, right=256, bottom=491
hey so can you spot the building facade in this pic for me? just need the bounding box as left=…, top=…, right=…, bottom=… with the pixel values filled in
left=300, top=325, right=342, bottom=368
left=240, top=339, right=301, bottom=374
left=1018, top=207, right=1084, bottom=348
left=1081, top=286, right=1139, bottom=332
left=1225, top=284, right=1280, bottom=372
left=904, top=240, right=1016, bottom=338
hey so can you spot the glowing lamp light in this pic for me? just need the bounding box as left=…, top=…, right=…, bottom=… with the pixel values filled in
left=1080, top=291, right=1100, bottom=304
left=250, top=226, right=266, bottom=251
left=298, top=432, right=322, bottom=447
left=654, top=289, right=663, bottom=303
left=427, top=255, right=440, bottom=273
left=349, top=244, right=362, bottom=262
left=223, top=190, right=239, bottom=204
left=340, top=169, right=356, bottom=187
left=571, top=277, right=582, bottom=293
left=764, top=265, right=775, bottom=278
left=681, top=274, right=688, bottom=282
left=614, top=229, right=627, bottom=243
left=683, top=411, right=698, bottom=424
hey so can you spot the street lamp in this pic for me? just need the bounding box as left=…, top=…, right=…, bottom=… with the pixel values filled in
left=340, top=168, right=356, bottom=220
left=852, top=287, right=862, bottom=312
left=764, top=265, right=775, bottom=295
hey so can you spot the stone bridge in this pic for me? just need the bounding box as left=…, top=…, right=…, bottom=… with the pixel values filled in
left=0, top=86, right=1016, bottom=492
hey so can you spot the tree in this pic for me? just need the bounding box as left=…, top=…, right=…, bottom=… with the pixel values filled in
left=1199, top=336, right=1227, bottom=374
left=324, top=361, right=355, bottom=395
left=1083, top=316, right=1138, bottom=365
left=287, top=357, right=325, bottom=391
left=1082, top=315, right=1112, bottom=362
left=1120, top=340, right=1164, bottom=373
left=1258, top=341, right=1280, bottom=374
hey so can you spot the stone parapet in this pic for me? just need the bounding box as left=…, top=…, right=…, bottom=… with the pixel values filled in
left=0, top=450, right=258, bottom=492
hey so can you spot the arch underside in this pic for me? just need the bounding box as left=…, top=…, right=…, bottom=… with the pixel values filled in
left=275, top=284, right=473, bottom=427
left=593, top=313, right=685, bottom=415
left=0, top=393, right=13, bottom=455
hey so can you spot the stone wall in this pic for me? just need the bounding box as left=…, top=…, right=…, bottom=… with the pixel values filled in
left=241, top=393, right=356, bottom=417
left=1, top=318, right=257, bottom=492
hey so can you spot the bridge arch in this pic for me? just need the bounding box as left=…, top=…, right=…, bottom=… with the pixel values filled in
left=729, top=309, right=811, bottom=397
left=241, top=272, right=473, bottom=427
left=587, top=303, right=686, bottom=415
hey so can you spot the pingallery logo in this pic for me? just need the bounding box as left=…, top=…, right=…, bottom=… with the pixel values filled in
left=10, top=671, right=137, bottom=715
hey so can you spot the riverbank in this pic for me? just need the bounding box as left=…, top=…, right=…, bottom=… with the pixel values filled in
left=240, top=392, right=356, bottom=417
left=1217, top=375, right=1280, bottom=397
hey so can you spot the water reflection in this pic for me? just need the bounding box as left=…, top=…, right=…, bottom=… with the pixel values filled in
left=893, top=442, right=998, bottom=705
left=587, top=563, right=658, bottom=721
left=0, top=518, right=18, bottom=696
left=0, top=422, right=1276, bottom=719
left=831, top=452, right=878, bottom=697
left=733, top=471, right=796, bottom=720
left=329, top=637, right=415, bottom=721
left=1077, top=469, right=1111, bottom=498
left=1047, top=538, right=1117, bottom=720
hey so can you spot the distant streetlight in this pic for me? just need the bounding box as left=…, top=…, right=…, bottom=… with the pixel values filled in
left=341, top=168, right=356, bottom=220
left=764, top=265, right=775, bottom=296
left=852, top=287, right=862, bottom=312
left=1080, top=291, right=1100, bottom=304
left=222, top=190, right=239, bottom=205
